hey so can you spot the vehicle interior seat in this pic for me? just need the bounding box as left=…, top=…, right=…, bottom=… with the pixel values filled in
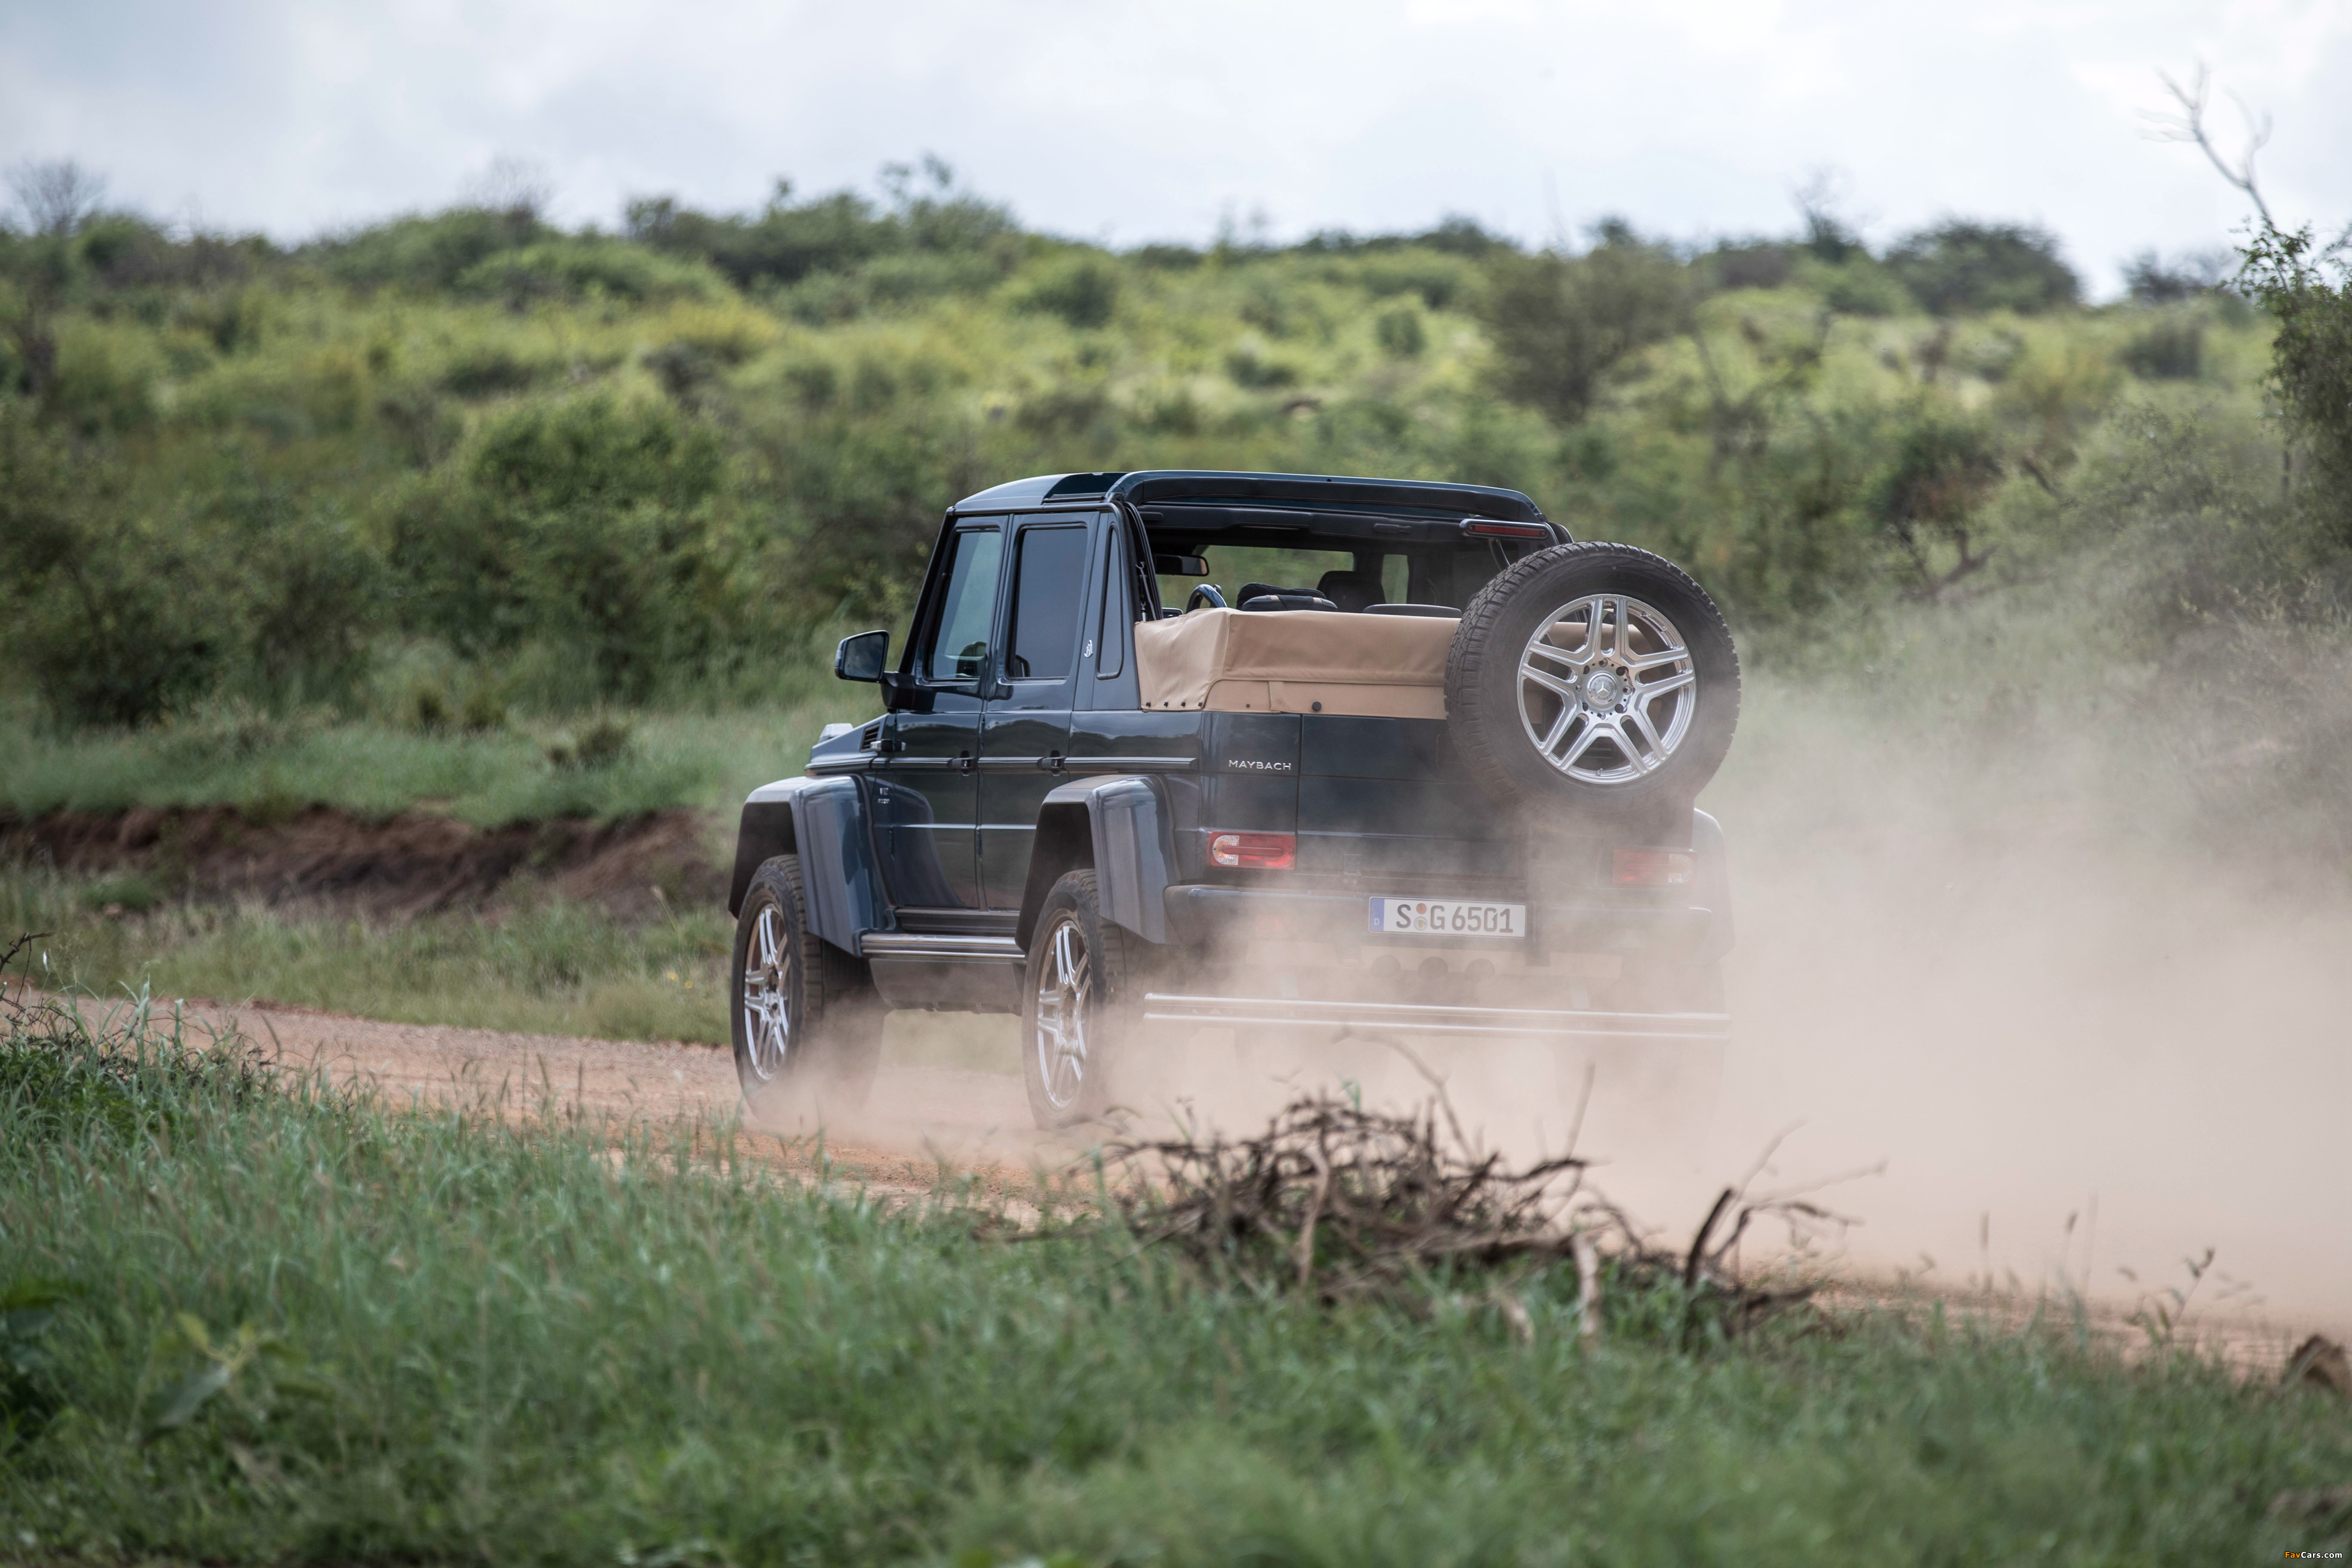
left=1235, top=581, right=1336, bottom=612
left=1315, top=569, right=1386, bottom=613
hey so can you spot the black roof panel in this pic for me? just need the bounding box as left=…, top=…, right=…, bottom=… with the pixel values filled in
left=949, top=470, right=1552, bottom=537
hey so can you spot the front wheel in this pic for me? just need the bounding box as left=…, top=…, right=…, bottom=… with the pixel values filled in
left=731, top=855, right=883, bottom=1121
left=1020, top=869, right=1146, bottom=1129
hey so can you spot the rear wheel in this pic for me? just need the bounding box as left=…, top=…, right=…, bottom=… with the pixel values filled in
left=1021, top=870, right=1146, bottom=1129
left=730, top=855, right=883, bottom=1121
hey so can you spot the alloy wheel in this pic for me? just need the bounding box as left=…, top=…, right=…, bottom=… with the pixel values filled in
left=1032, top=914, right=1092, bottom=1110
left=1514, top=594, right=1699, bottom=783
left=741, top=904, right=792, bottom=1081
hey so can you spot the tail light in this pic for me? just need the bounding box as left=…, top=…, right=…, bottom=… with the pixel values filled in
left=1209, top=831, right=1296, bottom=870
left=1612, top=847, right=1696, bottom=886
left=1460, top=518, right=1555, bottom=541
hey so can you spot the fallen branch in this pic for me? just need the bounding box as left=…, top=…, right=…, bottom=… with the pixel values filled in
left=1012, top=1090, right=1856, bottom=1342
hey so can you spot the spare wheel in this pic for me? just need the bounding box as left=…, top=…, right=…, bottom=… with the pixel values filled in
left=1445, top=543, right=1740, bottom=811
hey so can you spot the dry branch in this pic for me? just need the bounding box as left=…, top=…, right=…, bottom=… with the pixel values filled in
left=1029, top=1091, right=1848, bottom=1341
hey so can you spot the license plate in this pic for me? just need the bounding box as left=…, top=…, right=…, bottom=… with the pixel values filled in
left=1369, top=896, right=1527, bottom=938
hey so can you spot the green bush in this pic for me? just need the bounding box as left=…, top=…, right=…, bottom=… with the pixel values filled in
left=390, top=395, right=733, bottom=702
left=436, top=344, right=549, bottom=398
left=308, top=206, right=548, bottom=292
left=457, top=238, right=725, bottom=309
left=39, top=329, right=156, bottom=435
left=1012, top=253, right=1120, bottom=328
left=1375, top=303, right=1426, bottom=357
left=1869, top=411, right=2006, bottom=591
left=1224, top=343, right=1298, bottom=388
left=1478, top=228, right=1686, bottom=425
left=1798, top=253, right=1915, bottom=317
left=2121, top=316, right=2205, bottom=381
left=1886, top=219, right=2080, bottom=316
left=2240, top=226, right=2352, bottom=520
left=0, top=410, right=223, bottom=725
left=627, top=165, right=1013, bottom=294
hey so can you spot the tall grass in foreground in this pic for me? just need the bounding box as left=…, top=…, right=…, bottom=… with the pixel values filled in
left=2, top=983, right=2346, bottom=1565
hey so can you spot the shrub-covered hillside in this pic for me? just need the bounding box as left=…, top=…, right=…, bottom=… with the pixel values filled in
left=0, top=157, right=2344, bottom=731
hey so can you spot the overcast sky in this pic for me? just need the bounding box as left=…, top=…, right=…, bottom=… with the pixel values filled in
left=2, top=0, right=2345, bottom=295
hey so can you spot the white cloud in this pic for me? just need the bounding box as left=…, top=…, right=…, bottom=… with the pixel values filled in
left=1, top=0, right=2345, bottom=293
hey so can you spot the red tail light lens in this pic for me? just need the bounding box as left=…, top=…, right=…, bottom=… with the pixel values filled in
left=1209, top=831, right=1296, bottom=870
left=1612, top=848, right=1696, bottom=886
left=1461, top=518, right=1556, bottom=540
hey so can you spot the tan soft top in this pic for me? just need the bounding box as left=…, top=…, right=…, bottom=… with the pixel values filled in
left=1134, top=608, right=1457, bottom=719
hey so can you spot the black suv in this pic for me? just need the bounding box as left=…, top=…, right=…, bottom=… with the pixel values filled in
left=727, top=470, right=1740, bottom=1127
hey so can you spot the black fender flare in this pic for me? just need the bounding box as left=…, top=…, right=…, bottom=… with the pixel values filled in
left=726, top=777, right=889, bottom=953
left=1016, top=776, right=1173, bottom=950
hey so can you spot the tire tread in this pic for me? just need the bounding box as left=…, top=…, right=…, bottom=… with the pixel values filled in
left=1445, top=541, right=1742, bottom=811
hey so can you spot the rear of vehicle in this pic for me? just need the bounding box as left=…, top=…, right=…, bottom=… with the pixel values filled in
left=1112, top=473, right=1736, bottom=1055
left=1147, top=710, right=1732, bottom=1042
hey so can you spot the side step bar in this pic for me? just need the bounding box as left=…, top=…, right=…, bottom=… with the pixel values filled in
left=1141, top=993, right=1730, bottom=1042
left=859, top=933, right=1026, bottom=965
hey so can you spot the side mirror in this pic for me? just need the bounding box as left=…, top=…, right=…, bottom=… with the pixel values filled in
left=834, top=630, right=890, bottom=683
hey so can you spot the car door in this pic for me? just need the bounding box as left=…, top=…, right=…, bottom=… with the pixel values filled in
left=873, top=521, right=1002, bottom=911
left=979, top=514, right=1097, bottom=909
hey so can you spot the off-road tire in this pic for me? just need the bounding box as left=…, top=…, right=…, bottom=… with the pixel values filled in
left=730, top=855, right=883, bottom=1120
left=1446, top=543, right=1740, bottom=815
left=1020, top=869, right=1146, bottom=1129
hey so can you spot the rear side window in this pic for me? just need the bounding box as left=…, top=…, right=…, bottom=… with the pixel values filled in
left=923, top=527, right=1003, bottom=682
left=1005, top=525, right=1090, bottom=680
left=1094, top=526, right=1127, bottom=677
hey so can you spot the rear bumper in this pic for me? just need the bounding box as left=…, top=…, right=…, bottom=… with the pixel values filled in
left=1160, top=883, right=1714, bottom=956
left=1142, top=992, right=1730, bottom=1042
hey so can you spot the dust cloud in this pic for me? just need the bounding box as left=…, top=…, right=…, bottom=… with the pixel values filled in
left=1699, top=676, right=2352, bottom=1338
left=812, top=663, right=2350, bottom=1341
left=1088, top=670, right=2352, bottom=1343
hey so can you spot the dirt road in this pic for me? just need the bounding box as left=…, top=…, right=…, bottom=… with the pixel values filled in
left=35, top=989, right=1054, bottom=1197
left=26, top=984, right=2341, bottom=1361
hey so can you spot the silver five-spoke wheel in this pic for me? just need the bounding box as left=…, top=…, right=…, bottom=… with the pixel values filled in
left=1515, top=594, right=1698, bottom=783
left=741, top=904, right=792, bottom=1081
left=1031, top=913, right=1092, bottom=1112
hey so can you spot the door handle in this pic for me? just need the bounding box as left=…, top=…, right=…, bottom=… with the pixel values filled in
left=957, top=752, right=976, bottom=775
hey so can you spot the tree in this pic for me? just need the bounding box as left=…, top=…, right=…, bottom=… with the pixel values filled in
left=2240, top=227, right=2352, bottom=520
left=1479, top=223, right=1686, bottom=425
left=1885, top=220, right=2079, bottom=316
left=2155, top=65, right=2352, bottom=526
left=5, top=160, right=105, bottom=237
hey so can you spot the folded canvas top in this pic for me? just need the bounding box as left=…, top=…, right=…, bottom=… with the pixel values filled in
left=1134, top=607, right=1459, bottom=719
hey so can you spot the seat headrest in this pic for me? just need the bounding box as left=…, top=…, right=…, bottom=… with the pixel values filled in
left=1239, top=593, right=1337, bottom=613
left=1316, top=570, right=1385, bottom=614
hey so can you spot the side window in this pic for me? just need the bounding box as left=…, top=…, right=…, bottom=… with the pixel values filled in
left=1004, top=525, right=1090, bottom=680
left=1094, top=525, right=1126, bottom=677
left=922, top=527, right=1003, bottom=682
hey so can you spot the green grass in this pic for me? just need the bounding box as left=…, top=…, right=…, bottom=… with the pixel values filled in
left=1, top=1000, right=2346, bottom=1565
left=0, top=698, right=867, bottom=827
left=1, top=870, right=734, bottom=1043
